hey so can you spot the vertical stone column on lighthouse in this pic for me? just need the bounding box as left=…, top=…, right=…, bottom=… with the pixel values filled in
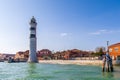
left=28, top=16, right=38, bottom=63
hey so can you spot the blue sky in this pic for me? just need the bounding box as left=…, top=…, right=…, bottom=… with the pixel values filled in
left=0, top=0, right=120, bottom=54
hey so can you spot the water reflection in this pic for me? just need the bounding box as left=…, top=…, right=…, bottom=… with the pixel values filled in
left=25, top=63, right=40, bottom=79
left=102, top=69, right=120, bottom=80
left=102, top=72, right=114, bottom=78
left=27, top=63, right=37, bottom=75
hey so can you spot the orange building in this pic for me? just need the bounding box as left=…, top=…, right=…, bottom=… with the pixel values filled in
left=109, top=43, right=120, bottom=60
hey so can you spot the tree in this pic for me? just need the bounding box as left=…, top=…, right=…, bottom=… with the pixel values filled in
left=95, top=46, right=106, bottom=53
left=94, top=47, right=105, bottom=56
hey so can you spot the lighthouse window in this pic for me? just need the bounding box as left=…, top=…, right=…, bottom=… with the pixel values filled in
left=30, top=34, right=36, bottom=38
left=30, top=27, right=35, bottom=30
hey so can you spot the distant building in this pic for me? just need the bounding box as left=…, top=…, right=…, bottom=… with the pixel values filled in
left=14, top=50, right=29, bottom=61
left=0, top=53, right=15, bottom=61
left=53, top=49, right=92, bottom=60
left=64, top=49, right=91, bottom=60
left=14, top=49, right=52, bottom=61
left=37, top=49, right=52, bottom=60
left=109, top=43, right=120, bottom=60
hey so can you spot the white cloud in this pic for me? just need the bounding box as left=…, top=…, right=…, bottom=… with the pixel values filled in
left=90, top=32, right=101, bottom=35
left=89, top=29, right=118, bottom=35
left=99, top=29, right=107, bottom=32
left=60, top=33, right=72, bottom=37
left=60, top=33, right=68, bottom=37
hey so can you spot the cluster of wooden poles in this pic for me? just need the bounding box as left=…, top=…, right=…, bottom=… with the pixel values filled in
left=102, top=53, right=114, bottom=72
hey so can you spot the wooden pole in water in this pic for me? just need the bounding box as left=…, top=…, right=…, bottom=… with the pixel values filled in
left=102, top=41, right=109, bottom=72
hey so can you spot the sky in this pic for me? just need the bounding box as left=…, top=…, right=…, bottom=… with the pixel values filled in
left=0, top=0, right=120, bottom=54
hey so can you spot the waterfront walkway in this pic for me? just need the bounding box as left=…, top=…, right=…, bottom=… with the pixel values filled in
left=39, top=60, right=118, bottom=66
left=39, top=60, right=102, bottom=65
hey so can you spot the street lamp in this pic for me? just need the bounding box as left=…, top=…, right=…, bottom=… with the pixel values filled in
left=107, top=41, right=109, bottom=54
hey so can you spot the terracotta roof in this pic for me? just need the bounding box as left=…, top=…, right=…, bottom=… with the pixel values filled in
left=109, top=42, right=120, bottom=47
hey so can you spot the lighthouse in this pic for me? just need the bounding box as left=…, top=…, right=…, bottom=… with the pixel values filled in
left=28, top=16, right=38, bottom=63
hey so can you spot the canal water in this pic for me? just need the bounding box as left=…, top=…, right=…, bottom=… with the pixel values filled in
left=0, top=63, right=120, bottom=80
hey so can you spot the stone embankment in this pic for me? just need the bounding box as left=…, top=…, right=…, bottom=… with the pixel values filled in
left=39, top=60, right=103, bottom=65
left=39, top=60, right=118, bottom=66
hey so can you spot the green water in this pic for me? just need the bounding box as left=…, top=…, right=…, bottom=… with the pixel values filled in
left=0, top=63, right=120, bottom=80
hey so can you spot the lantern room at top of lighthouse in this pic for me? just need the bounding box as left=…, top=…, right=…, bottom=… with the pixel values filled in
left=30, top=16, right=37, bottom=27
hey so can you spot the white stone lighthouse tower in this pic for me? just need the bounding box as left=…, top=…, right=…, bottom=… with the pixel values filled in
left=28, top=16, right=38, bottom=63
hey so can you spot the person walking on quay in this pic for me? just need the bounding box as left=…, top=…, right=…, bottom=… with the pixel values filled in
left=106, top=53, right=114, bottom=72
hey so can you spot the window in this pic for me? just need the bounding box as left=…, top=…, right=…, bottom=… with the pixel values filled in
left=114, top=47, right=118, bottom=52
left=109, top=48, right=112, bottom=52
left=30, top=34, right=36, bottom=38
left=30, top=27, right=35, bottom=30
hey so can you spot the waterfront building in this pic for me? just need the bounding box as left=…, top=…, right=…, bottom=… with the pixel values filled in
left=37, top=49, right=52, bottom=60
left=53, top=49, right=92, bottom=60
left=0, top=53, right=15, bottom=61
left=28, top=16, right=38, bottom=62
left=109, top=43, right=120, bottom=60
left=14, top=50, right=29, bottom=62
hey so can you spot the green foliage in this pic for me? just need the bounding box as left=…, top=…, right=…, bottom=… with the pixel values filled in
left=93, top=48, right=104, bottom=56
left=91, top=48, right=104, bottom=57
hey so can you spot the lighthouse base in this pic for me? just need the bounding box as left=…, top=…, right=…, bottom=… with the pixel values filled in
left=28, top=59, right=38, bottom=63
left=28, top=57, right=38, bottom=63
